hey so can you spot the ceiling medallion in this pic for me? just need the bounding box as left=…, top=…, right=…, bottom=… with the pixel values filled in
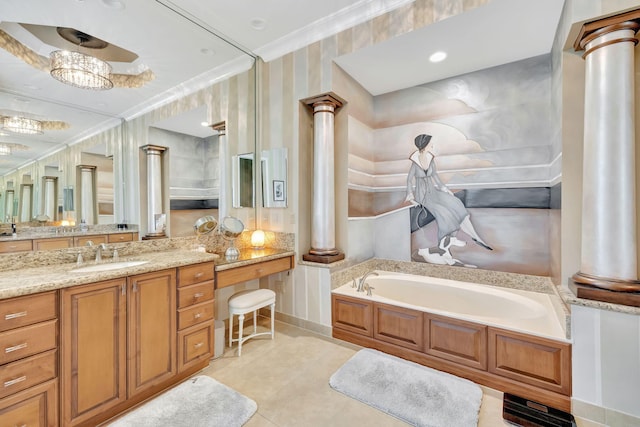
left=49, top=29, right=113, bottom=90
left=1, top=116, right=43, bottom=135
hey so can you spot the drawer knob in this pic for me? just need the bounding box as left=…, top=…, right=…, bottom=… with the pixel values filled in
left=194, top=272, right=204, bottom=279
left=193, top=292, right=204, bottom=300
left=4, top=375, right=26, bottom=388
left=4, top=311, right=27, bottom=320
left=194, top=313, right=202, bottom=319
left=5, top=342, right=27, bottom=353
left=194, top=342, right=203, bottom=349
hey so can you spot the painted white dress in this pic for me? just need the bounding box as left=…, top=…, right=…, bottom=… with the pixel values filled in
left=406, top=150, right=468, bottom=241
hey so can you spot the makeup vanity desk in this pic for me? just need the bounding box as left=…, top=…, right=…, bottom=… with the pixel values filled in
left=214, top=248, right=295, bottom=289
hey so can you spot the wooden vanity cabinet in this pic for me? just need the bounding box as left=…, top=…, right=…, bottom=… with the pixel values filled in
left=0, top=291, right=58, bottom=427
left=60, top=278, right=127, bottom=426
left=177, top=262, right=215, bottom=372
left=73, top=235, right=108, bottom=246
left=60, top=269, right=176, bottom=427
left=33, top=237, right=73, bottom=251
left=0, top=239, right=33, bottom=253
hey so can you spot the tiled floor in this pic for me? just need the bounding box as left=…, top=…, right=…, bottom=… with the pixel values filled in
left=200, top=320, right=602, bottom=427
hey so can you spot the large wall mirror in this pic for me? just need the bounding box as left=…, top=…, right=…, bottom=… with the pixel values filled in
left=0, top=1, right=257, bottom=248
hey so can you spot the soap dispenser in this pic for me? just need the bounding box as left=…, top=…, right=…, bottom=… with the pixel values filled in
left=11, top=223, right=16, bottom=238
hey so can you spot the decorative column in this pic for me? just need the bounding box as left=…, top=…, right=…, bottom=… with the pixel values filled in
left=42, top=176, right=57, bottom=221
left=302, top=93, right=345, bottom=263
left=571, top=11, right=640, bottom=304
left=141, top=145, right=167, bottom=238
left=77, top=166, right=96, bottom=225
left=211, top=121, right=227, bottom=219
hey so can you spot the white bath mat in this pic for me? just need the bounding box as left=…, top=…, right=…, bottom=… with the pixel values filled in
left=329, top=348, right=482, bottom=427
left=107, top=375, right=257, bottom=427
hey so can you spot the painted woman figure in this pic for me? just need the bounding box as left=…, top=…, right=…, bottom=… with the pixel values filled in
left=405, top=134, right=492, bottom=256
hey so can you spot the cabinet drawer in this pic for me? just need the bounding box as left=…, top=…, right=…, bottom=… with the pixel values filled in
left=216, top=256, right=293, bottom=289
left=0, top=240, right=32, bottom=253
left=107, top=232, right=134, bottom=243
left=178, top=262, right=214, bottom=287
left=0, top=320, right=57, bottom=365
left=0, top=292, right=57, bottom=332
left=33, top=238, right=73, bottom=251
left=0, top=349, right=56, bottom=399
left=74, top=235, right=107, bottom=246
left=177, top=281, right=214, bottom=309
left=0, top=378, right=57, bottom=427
left=178, top=301, right=214, bottom=330
left=178, top=321, right=214, bottom=372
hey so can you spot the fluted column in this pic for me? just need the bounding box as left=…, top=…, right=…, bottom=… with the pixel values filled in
left=302, top=93, right=345, bottom=263
left=211, top=121, right=227, bottom=219
left=572, top=13, right=640, bottom=300
left=42, top=177, right=57, bottom=221
left=142, top=145, right=167, bottom=238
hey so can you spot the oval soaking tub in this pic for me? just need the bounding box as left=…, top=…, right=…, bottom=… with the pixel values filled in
left=333, top=271, right=567, bottom=340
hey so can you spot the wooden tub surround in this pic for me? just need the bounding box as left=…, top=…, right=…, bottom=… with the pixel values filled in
left=332, top=294, right=572, bottom=412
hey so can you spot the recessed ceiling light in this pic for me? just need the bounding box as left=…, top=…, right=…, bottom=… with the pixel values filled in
left=200, top=122, right=209, bottom=127
left=250, top=18, right=267, bottom=31
left=429, top=51, right=447, bottom=63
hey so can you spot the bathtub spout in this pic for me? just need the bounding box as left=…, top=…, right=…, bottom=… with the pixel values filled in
left=357, top=271, right=379, bottom=292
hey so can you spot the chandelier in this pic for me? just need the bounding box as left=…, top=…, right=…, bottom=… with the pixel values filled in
left=0, top=145, right=11, bottom=156
left=2, top=116, right=43, bottom=135
left=50, top=49, right=113, bottom=90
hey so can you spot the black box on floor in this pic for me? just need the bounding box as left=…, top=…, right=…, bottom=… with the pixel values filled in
left=503, top=393, right=576, bottom=427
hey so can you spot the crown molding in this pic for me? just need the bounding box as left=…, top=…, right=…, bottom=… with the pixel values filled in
left=254, top=0, right=415, bottom=62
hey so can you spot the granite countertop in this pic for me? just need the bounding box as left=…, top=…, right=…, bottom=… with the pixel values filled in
left=0, top=249, right=219, bottom=300
left=213, top=248, right=295, bottom=271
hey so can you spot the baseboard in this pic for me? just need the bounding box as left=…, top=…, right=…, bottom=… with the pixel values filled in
left=270, top=310, right=332, bottom=337
left=572, top=398, right=640, bottom=426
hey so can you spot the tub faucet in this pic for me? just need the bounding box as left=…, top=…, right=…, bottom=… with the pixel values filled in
left=95, top=243, right=108, bottom=263
left=357, top=271, right=379, bottom=293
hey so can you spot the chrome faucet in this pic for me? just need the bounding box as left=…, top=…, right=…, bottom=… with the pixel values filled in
left=95, top=243, right=108, bottom=263
left=356, top=271, right=379, bottom=293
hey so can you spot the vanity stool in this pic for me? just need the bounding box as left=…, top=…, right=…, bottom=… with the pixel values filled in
left=228, top=288, right=276, bottom=356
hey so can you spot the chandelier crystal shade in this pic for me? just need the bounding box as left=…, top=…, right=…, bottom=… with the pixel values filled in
left=50, top=50, right=114, bottom=90
left=0, top=145, right=11, bottom=156
left=2, top=116, right=43, bottom=135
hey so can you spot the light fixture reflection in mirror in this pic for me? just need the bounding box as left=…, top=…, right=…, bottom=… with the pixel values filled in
left=220, top=216, right=244, bottom=260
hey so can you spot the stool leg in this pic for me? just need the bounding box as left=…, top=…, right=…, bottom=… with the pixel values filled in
left=253, top=310, right=257, bottom=334
left=238, top=314, right=245, bottom=356
left=270, top=303, right=275, bottom=339
left=228, top=313, right=233, bottom=347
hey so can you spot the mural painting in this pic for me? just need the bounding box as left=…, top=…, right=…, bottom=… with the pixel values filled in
left=405, top=133, right=492, bottom=267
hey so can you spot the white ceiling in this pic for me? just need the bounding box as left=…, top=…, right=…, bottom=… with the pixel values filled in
left=0, top=0, right=565, bottom=176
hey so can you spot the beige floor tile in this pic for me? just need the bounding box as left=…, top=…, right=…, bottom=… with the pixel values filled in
left=202, top=319, right=587, bottom=427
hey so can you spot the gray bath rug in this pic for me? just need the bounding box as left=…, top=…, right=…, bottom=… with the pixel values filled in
left=329, top=348, right=482, bottom=427
left=107, top=375, right=257, bottom=427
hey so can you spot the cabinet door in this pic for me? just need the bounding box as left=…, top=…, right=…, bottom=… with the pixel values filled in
left=60, top=278, right=127, bottom=427
left=0, top=378, right=58, bottom=427
left=33, top=237, right=73, bottom=251
left=128, top=269, right=177, bottom=397
left=74, top=235, right=107, bottom=247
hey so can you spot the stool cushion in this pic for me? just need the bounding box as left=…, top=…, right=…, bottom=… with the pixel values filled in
left=228, top=289, right=276, bottom=311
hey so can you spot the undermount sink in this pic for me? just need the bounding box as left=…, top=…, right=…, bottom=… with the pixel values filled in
left=71, top=260, right=149, bottom=273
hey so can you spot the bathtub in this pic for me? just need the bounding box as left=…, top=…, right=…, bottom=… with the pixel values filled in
left=332, top=271, right=567, bottom=342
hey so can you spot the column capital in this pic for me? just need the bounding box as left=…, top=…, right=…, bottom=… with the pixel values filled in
left=141, top=144, right=167, bottom=154
left=301, top=92, right=345, bottom=111
left=76, top=165, right=97, bottom=171
left=210, top=121, right=226, bottom=134
left=573, top=8, right=640, bottom=55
